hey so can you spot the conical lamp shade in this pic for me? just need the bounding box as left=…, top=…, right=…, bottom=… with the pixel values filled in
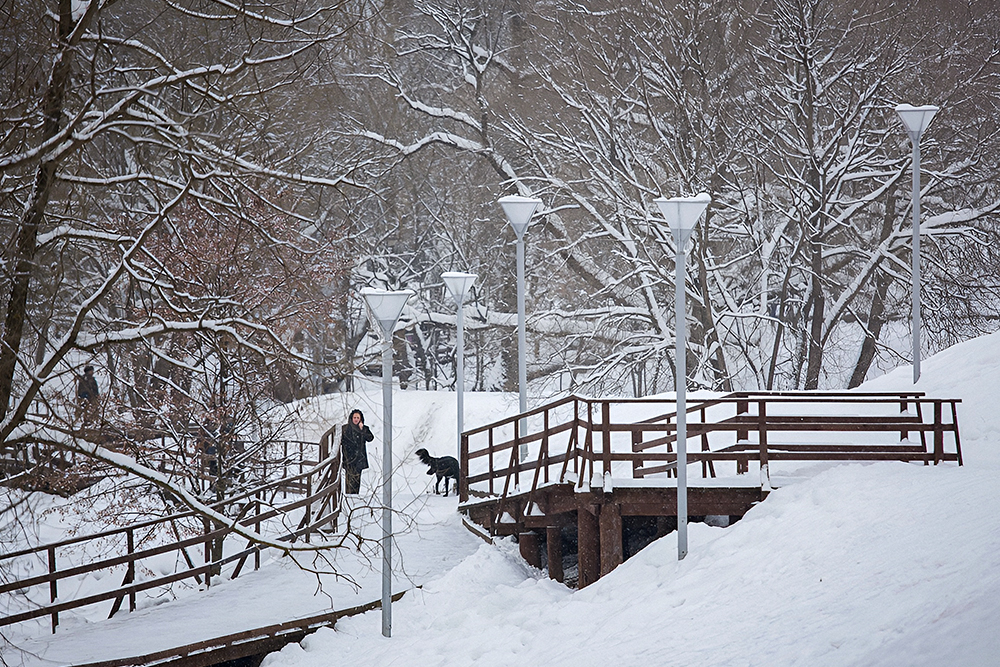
left=361, top=288, right=414, bottom=339
left=654, top=193, right=711, bottom=245
left=499, top=195, right=542, bottom=239
left=895, top=104, right=939, bottom=136
left=442, top=271, right=478, bottom=305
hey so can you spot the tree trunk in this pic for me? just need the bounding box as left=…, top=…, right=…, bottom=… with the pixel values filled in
left=0, top=1, right=82, bottom=419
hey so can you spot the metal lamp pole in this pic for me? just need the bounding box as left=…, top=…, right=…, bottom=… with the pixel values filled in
left=442, top=271, right=478, bottom=464
left=654, top=193, right=711, bottom=561
left=499, top=195, right=542, bottom=461
left=895, top=103, right=939, bottom=384
left=360, top=287, right=413, bottom=638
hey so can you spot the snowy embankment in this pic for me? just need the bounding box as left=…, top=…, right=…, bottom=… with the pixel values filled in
left=6, top=334, right=1000, bottom=667
left=263, top=335, right=1000, bottom=667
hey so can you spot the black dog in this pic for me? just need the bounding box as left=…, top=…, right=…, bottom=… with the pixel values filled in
left=415, top=448, right=460, bottom=497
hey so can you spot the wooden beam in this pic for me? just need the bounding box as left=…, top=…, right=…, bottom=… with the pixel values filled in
left=546, top=526, right=564, bottom=583
left=518, top=532, right=542, bottom=569
left=577, top=506, right=600, bottom=588
left=599, top=503, right=622, bottom=576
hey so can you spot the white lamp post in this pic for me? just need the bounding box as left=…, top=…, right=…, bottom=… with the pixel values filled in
left=442, top=271, right=478, bottom=465
left=654, top=192, right=711, bottom=561
left=498, top=194, right=542, bottom=461
left=895, top=103, right=938, bottom=384
left=360, top=287, right=413, bottom=638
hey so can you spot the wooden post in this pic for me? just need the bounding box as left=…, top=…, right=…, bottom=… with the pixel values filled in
left=542, top=409, right=550, bottom=484
left=736, top=396, right=749, bottom=441
left=546, top=526, right=564, bottom=582
left=758, top=400, right=770, bottom=487
left=461, top=432, right=470, bottom=501
left=127, top=528, right=136, bottom=612
left=934, top=401, right=943, bottom=464
left=513, top=418, right=521, bottom=489
left=488, top=428, right=495, bottom=496
left=602, top=401, right=612, bottom=478
left=48, top=546, right=58, bottom=633
left=577, top=506, right=600, bottom=588
left=599, top=502, right=623, bottom=577
left=518, top=531, right=542, bottom=569
left=204, top=518, right=212, bottom=588
left=255, top=491, right=261, bottom=571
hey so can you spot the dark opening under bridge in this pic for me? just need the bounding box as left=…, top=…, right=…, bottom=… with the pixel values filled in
left=458, top=390, right=962, bottom=588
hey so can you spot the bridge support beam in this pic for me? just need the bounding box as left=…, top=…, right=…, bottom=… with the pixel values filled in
left=518, top=531, right=542, bottom=569
left=546, top=526, right=563, bottom=582
left=599, top=503, right=623, bottom=576
left=577, top=506, right=600, bottom=588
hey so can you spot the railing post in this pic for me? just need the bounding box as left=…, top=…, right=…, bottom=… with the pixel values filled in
left=488, top=428, right=495, bottom=496
left=304, top=474, right=313, bottom=543
left=513, top=418, right=521, bottom=490
left=255, top=491, right=261, bottom=570
left=934, top=400, right=944, bottom=464
left=203, top=518, right=212, bottom=588
left=542, top=409, right=550, bottom=484
left=602, top=401, right=612, bottom=478
left=127, top=528, right=136, bottom=612
left=631, top=428, right=641, bottom=478
left=573, top=399, right=580, bottom=477
left=48, top=546, right=58, bottom=633
left=737, top=395, right=749, bottom=441
left=758, top=399, right=770, bottom=490
left=461, top=432, right=470, bottom=501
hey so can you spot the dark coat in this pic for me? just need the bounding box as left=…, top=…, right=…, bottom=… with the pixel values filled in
left=77, top=373, right=99, bottom=402
left=340, top=409, right=374, bottom=472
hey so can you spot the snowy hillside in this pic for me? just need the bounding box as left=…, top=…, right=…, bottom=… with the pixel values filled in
left=263, top=335, right=1000, bottom=667
left=6, top=334, right=1000, bottom=666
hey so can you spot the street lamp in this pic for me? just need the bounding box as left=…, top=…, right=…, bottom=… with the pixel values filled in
left=360, top=287, right=414, bottom=638
left=654, top=192, right=711, bottom=561
left=498, top=194, right=542, bottom=460
left=895, top=103, right=938, bottom=384
left=442, top=271, right=478, bottom=464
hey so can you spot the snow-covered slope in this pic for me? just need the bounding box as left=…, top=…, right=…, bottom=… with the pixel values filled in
left=263, top=337, right=1000, bottom=667
left=7, top=335, right=1000, bottom=667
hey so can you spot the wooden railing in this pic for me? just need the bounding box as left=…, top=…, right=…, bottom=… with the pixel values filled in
left=459, top=391, right=962, bottom=519
left=0, top=426, right=343, bottom=634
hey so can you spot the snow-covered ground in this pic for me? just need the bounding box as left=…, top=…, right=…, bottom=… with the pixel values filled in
left=4, top=333, right=1000, bottom=666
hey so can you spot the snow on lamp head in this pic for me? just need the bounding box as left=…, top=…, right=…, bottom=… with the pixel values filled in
left=441, top=272, right=478, bottom=306
left=361, top=288, right=413, bottom=340
left=654, top=193, right=711, bottom=249
left=498, top=195, right=542, bottom=239
left=895, top=104, right=939, bottom=138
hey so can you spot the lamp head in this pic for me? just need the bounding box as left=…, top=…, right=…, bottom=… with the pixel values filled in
left=361, top=288, right=414, bottom=340
left=654, top=193, right=711, bottom=246
left=895, top=104, right=939, bottom=138
left=441, top=271, right=478, bottom=306
left=498, top=195, right=542, bottom=239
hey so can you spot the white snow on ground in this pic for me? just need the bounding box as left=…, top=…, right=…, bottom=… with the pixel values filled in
left=4, top=333, right=1000, bottom=666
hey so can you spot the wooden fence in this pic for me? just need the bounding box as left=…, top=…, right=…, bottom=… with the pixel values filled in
left=0, top=426, right=343, bottom=634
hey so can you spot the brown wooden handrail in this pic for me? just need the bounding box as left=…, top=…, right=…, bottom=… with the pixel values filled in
left=459, top=392, right=963, bottom=514
left=1, top=435, right=343, bottom=633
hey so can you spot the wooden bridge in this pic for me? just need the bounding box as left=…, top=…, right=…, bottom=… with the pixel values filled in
left=459, top=390, right=962, bottom=588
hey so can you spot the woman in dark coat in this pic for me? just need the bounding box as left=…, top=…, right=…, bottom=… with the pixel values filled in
left=340, top=409, right=374, bottom=494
